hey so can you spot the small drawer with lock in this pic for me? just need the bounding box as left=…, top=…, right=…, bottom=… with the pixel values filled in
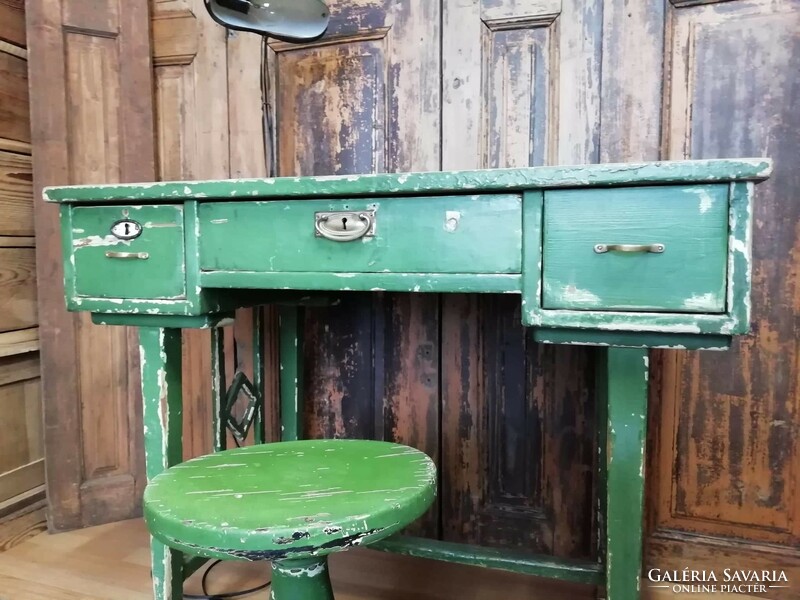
left=541, top=184, right=729, bottom=313
left=68, top=205, right=186, bottom=299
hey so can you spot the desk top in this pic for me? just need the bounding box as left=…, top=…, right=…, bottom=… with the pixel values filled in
left=43, top=158, right=772, bottom=203
left=49, top=158, right=772, bottom=349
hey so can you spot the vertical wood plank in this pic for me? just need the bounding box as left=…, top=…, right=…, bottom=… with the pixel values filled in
left=0, top=51, right=29, bottom=144
left=0, top=0, right=26, bottom=48
left=654, top=0, right=800, bottom=551
left=0, top=151, right=33, bottom=237
left=27, top=0, right=155, bottom=530
left=440, top=0, right=600, bottom=556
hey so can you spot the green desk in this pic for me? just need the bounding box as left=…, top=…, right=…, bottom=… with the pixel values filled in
left=45, top=158, right=771, bottom=599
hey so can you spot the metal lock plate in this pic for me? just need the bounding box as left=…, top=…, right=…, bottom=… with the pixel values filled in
left=314, top=210, right=376, bottom=242
left=110, top=219, right=143, bottom=241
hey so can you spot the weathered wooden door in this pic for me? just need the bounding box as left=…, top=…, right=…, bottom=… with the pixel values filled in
left=646, top=0, right=800, bottom=585
left=274, top=0, right=800, bottom=581
left=28, top=0, right=800, bottom=590
left=437, top=0, right=602, bottom=557
left=268, top=0, right=442, bottom=537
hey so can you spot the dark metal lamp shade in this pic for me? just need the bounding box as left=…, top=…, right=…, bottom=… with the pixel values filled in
left=204, top=0, right=330, bottom=41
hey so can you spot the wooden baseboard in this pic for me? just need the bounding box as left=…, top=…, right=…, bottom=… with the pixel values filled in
left=0, top=500, right=47, bottom=553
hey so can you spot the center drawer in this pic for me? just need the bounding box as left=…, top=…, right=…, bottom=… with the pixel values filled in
left=198, top=195, right=522, bottom=274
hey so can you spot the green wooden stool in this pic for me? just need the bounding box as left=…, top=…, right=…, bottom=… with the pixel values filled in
left=143, top=439, right=437, bottom=599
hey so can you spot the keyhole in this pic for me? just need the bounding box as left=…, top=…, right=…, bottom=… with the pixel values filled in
left=124, top=223, right=131, bottom=236
left=341, top=217, right=348, bottom=230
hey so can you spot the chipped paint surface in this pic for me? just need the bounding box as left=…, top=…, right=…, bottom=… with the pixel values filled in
left=558, top=284, right=602, bottom=304
left=143, top=440, right=436, bottom=565
left=603, top=348, right=649, bottom=600
left=139, top=327, right=183, bottom=599
left=43, top=158, right=772, bottom=203
left=444, top=210, right=461, bottom=232
left=689, top=187, right=714, bottom=215
left=73, top=234, right=131, bottom=248
left=682, top=292, right=719, bottom=311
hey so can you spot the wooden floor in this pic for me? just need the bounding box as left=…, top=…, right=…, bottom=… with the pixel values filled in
left=0, top=518, right=770, bottom=599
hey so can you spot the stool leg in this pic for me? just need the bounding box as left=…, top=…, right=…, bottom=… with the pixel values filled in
left=271, top=557, right=334, bottom=600
left=140, top=327, right=184, bottom=599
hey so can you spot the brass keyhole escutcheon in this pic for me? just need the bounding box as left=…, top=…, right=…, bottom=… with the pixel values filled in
left=314, top=211, right=376, bottom=242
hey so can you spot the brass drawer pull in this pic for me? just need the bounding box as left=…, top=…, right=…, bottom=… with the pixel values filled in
left=315, top=211, right=375, bottom=242
left=105, top=251, right=150, bottom=260
left=594, top=243, right=665, bottom=254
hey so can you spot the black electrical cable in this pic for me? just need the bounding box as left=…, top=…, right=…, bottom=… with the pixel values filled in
left=183, top=559, right=271, bottom=599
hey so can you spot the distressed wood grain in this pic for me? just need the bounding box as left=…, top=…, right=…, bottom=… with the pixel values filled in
left=0, top=248, right=36, bottom=334
left=272, top=3, right=443, bottom=546
left=0, top=151, right=32, bottom=237
left=0, top=51, right=28, bottom=144
left=650, top=0, right=800, bottom=584
left=27, top=0, right=155, bottom=530
left=0, top=0, right=25, bottom=48
left=440, top=0, right=600, bottom=556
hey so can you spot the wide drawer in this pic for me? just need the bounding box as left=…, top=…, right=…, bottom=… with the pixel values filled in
left=71, top=205, right=185, bottom=299
left=542, top=184, right=729, bottom=312
left=198, top=195, right=522, bottom=274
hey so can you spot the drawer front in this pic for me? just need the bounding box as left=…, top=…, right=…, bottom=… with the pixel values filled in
left=71, top=205, right=185, bottom=299
left=542, top=185, right=729, bottom=312
left=199, top=195, right=522, bottom=274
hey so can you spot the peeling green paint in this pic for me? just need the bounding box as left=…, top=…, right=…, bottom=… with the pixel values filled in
left=43, top=158, right=772, bottom=203
left=598, top=348, right=649, bottom=600
left=279, top=307, right=304, bottom=442
left=373, top=535, right=602, bottom=584
left=139, top=327, right=184, bottom=599
left=271, top=558, right=333, bottom=600
left=199, top=271, right=521, bottom=294
left=143, top=440, right=436, bottom=564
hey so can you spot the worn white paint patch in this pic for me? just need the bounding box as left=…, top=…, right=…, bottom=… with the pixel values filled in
left=444, top=210, right=461, bottom=232
left=690, top=187, right=715, bottom=213
left=73, top=234, right=130, bottom=248
left=280, top=562, right=327, bottom=578
left=210, top=218, right=229, bottom=224
left=561, top=284, right=601, bottom=304
left=683, top=292, right=718, bottom=311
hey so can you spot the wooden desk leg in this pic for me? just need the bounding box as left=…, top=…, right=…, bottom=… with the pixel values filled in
left=279, top=306, right=305, bottom=442
left=140, top=327, right=184, bottom=600
left=598, top=347, right=649, bottom=600
left=211, top=326, right=227, bottom=452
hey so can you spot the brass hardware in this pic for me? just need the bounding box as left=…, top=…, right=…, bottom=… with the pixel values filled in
left=315, top=210, right=375, bottom=242
left=594, top=243, right=665, bottom=254
left=105, top=251, right=150, bottom=260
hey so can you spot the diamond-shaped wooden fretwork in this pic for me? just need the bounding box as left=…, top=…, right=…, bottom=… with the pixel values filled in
left=223, top=371, right=260, bottom=445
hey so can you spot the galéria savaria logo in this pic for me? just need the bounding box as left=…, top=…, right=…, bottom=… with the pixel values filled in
left=647, top=569, right=790, bottom=594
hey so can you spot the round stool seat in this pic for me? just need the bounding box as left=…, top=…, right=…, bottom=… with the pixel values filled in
left=143, top=439, right=436, bottom=563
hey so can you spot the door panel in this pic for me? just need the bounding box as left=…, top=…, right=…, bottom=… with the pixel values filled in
left=271, top=0, right=442, bottom=538
left=28, top=0, right=154, bottom=529
left=440, top=0, right=602, bottom=558
left=653, top=0, right=800, bottom=552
